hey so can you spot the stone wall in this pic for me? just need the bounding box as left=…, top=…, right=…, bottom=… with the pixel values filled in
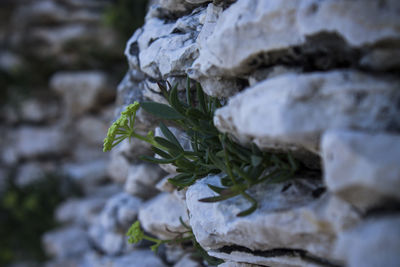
left=1, top=0, right=399, bottom=267
left=107, top=0, right=400, bottom=267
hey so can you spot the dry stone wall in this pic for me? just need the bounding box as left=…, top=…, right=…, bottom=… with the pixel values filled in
left=111, top=0, right=400, bottom=267
left=1, top=0, right=399, bottom=267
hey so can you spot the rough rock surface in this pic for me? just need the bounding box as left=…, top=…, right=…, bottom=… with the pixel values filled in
left=139, top=192, right=190, bottom=240
left=335, top=215, right=400, bottom=267
left=186, top=175, right=359, bottom=262
left=214, top=71, right=400, bottom=153
left=322, top=130, right=400, bottom=211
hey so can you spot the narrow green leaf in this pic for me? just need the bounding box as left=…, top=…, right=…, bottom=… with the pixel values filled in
left=169, top=84, right=187, bottom=115
left=186, top=76, right=192, bottom=106
left=251, top=155, right=262, bottom=167
left=141, top=101, right=184, bottom=120
left=207, top=184, right=226, bottom=194
left=168, top=173, right=196, bottom=187
left=154, top=136, right=183, bottom=153
left=139, top=154, right=182, bottom=164
left=159, top=122, right=183, bottom=149
left=196, top=82, right=207, bottom=113
left=152, top=147, right=172, bottom=159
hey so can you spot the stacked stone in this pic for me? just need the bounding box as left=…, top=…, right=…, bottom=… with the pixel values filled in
left=113, top=0, right=400, bottom=267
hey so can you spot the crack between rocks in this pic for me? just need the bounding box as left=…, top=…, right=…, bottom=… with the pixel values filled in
left=217, top=245, right=343, bottom=267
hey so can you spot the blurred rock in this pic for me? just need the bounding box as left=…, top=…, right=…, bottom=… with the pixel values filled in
left=335, top=215, right=400, bottom=267
left=76, top=115, right=110, bottom=147
left=322, top=130, right=400, bottom=211
left=56, top=197, right=106, bottom=226
left=15, top=125, right=68, bottom=159
left=108, top=149, right=130, bottom=183
left=50, top=71, right=114, bottom=117
left=16, top=161, right=56, bottom=187
left=124, top=163, right=164, bottom=199
left=174, top=254, right=202, bottom=267
left=139, top=192, right=189, bottom=240
left=43, top=226, right=91, bottom=259
left=20, top=98, right=60, bottom=123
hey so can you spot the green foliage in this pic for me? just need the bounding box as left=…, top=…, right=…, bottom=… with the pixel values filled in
left=126, top=219, right=223, bottom=265
left=104, top=78, right=299, bottom=217
left=103, top=0, right=149, bottom=41
left=0, top=172, right=80, bottom=265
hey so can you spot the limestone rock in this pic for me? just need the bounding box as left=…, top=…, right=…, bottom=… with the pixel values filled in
left=108, top=149, right=130, bottom=183
left=139, top=192, right=189, bottom=240
left=124, top=163, right=164, bottom=199
left=42, top=226, right=91, bottom=259
left=186, top=175, right=359, bottom=261
left=56, top=197, right=106, bottom=226
left=297, top=0, right=400, bottom=47
left=88, top=224, right=128, bottom=256
left=214, top=71, right=400, bottom=153
left=63, top=159, right=109, bottom=190
left=15, top=126, right=68, bottom=159
left=50, top=71, right=114, bottom=117
left=137, top=7, right=204, bottom=79
left=335, top=215, right=400, bottom=267
left=82, top=250, right=167, bottom=267
left=322, top=130, right=400, bottom=211
left=218, top=262, right=261, bottom=267
left=99, top=193, right=142, bottom=231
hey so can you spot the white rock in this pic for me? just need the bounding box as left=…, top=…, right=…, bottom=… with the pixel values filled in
left=322, top=130, right=400, bottom=211
left=15, top=126, right=67, bottom=159
left=50, top=71, right=113, bottom=117
left=55, top=197, right=106, bottom=226
left=214, top=71, right=400, bottom=153
left=108, top=150, right=130, bottom=183
left=108, top=250, right=167, bottom=267
left=43, top=226, right=91, bottom=259
left=138, top=12, right=202, bottom=78
left=298, top=0, right=400, bottom=47
left=124, top=163, right=164, bottom=199
left=186, top=175, right=359, bottom=260
left=192, top=1, right=302, bottom=76
left=139, top=192, right=189, bottom=240
left=335, top=215, right=400, bottom=267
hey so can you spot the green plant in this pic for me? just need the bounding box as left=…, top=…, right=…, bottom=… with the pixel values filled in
left=104, top=79, right=299, bottom=216
left=127, top=219, right=223, bottom=266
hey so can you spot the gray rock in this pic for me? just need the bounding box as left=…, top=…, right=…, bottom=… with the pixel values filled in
left=139, top=192, right=189, bottom=240
left=43, top=226, right=91, bottom=259
left=214, top=71, right=400, bottom=153
left=16, top=161, right=55, bottom=187
left=76, top=115, right=110, bottom=147
left=15, top=126, right=68, bottom=159
left=174, top=254, right=202, bottom=267
left=56, top=197, right=106, bottom=226
left=322, top=130, right=400, bottom=211
left=124, top=163, right=164, bottom=199
left=19, top=98, right=59, bottom=123
left=186, top=175, right=359, bottom=260
left=88, top=224, right=127, bottom=256
left=81, top=250, right=166, bottom=267
left=360, top=48, right=400, bottom=71
left=63, top=159, right=109, bottom=190
left=335, top=215, right=400, bottom=267
left=156, top=174, right=176, bottom=193
left=50, top=71, right=114, bottom=117
left=108, top=149, right=130, bottom=183
left=99, top=192, right=142, bottom=231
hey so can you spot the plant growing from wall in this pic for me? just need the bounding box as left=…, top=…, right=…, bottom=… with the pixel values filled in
left=103, top=78, right=299, bottom=216
left=126, top=219, right=223, bottom=266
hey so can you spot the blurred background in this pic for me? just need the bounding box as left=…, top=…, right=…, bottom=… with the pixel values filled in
left=0, top=0, right=148, bottom=266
